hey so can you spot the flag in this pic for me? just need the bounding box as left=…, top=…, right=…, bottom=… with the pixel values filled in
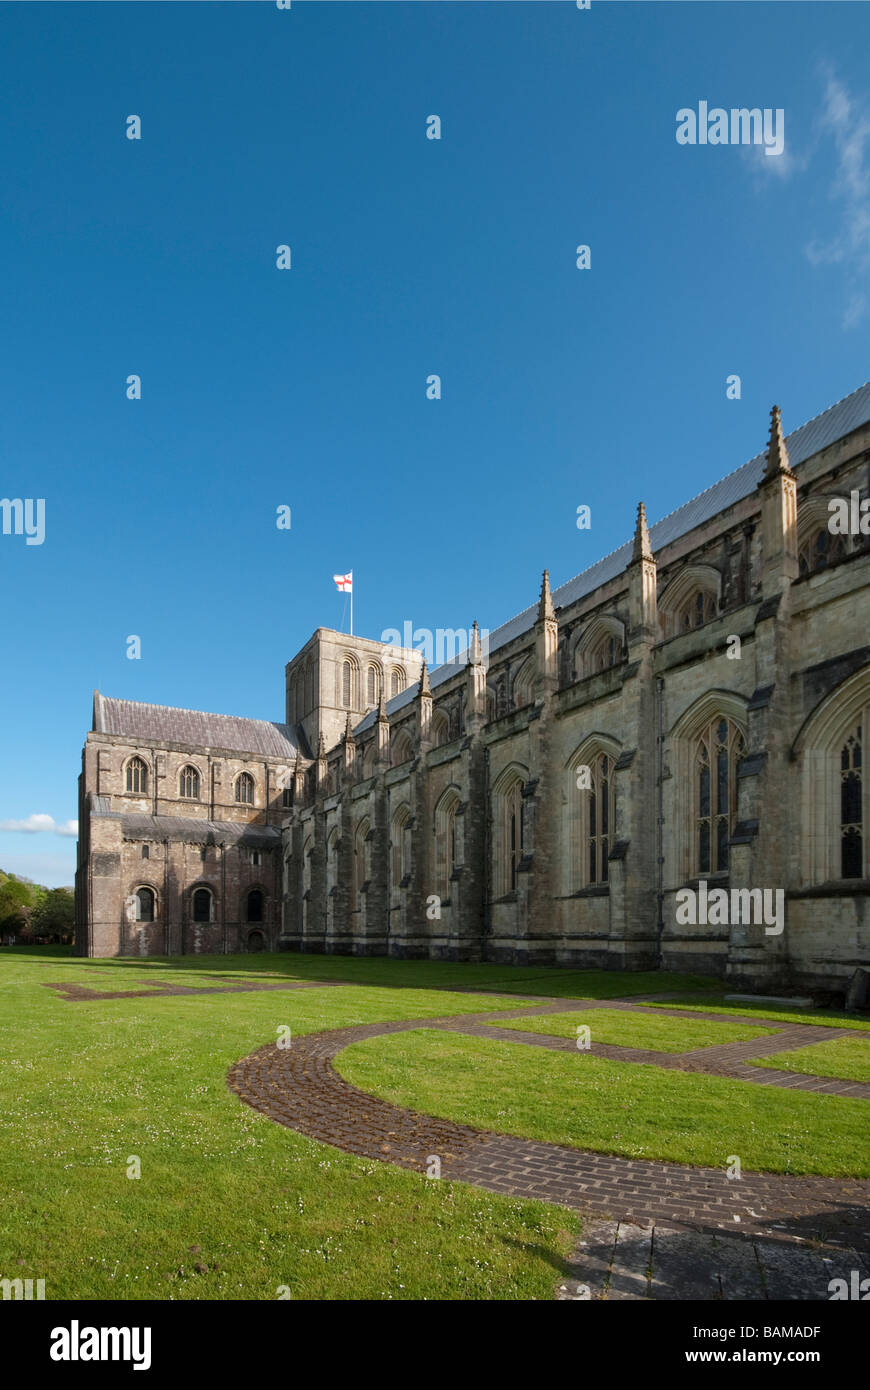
left=333, top=571, right=353, bottom=593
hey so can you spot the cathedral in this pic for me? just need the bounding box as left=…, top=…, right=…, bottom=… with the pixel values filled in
left=75, top=383, right=870, bottom=995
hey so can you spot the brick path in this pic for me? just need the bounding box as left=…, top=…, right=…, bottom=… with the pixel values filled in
left=226, top=998, right=870, bottom=1264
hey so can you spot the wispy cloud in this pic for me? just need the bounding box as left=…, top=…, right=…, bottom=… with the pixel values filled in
left=0, top=813, right=78, bottom=838
left=805, top=66, right=870, bottom=327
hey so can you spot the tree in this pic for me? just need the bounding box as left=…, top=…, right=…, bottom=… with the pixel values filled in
left=0, top=875, right=36, bottom=936
left=31, top=888, right=75, bottom=942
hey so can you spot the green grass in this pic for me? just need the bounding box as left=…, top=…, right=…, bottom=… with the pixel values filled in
left=3, top=947, right=864, bottom=1300
left=638, top=993, right=870, bottom=1032
left=752, top=1034, right=870, bottom=1084
left=483, top=1007, right=776, bottom=1052
left=336, top=1029, right=870, bottom=1177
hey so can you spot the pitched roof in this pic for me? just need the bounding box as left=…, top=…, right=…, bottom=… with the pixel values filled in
left=356, top=379, right=870, bottom=734
left=89, top=802, right=281, bottom=848
left=93, top=694, right=298, bottom=759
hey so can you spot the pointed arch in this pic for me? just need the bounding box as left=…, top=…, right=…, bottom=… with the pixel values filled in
left=391, top=802, right=412, bottom=891
left=492, top=763, right=528, bottom=896
left=670, top=691, right=747, bottom=880
left=431, top=709, right=450, bottom=747
left=124, top=755, right=149, bottom=795
left=353, top=816, right=371, bottom=905
left=795, top=662, right=870, bottom=884
left=563, top=734, right=622, bottom=892
left=391, top=727, right=415, bottom=766
left=572, top=616, right=625, bottom=680
left=434, top=786, right=461, bottom=901
left=658, top=564, right=721, bottom=638
left=512, top=657, right=535, bottom=709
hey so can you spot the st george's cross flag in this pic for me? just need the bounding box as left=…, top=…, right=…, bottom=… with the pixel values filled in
left=333, top=571, right=353, bottom=593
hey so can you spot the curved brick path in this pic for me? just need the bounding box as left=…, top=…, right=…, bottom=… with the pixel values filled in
left=227, top=998, right=870, bottom=1254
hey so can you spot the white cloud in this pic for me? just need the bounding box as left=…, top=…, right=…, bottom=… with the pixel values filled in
left=805, top=67, right=870, bottom=326
left=0, top=813, right=78, bottom=837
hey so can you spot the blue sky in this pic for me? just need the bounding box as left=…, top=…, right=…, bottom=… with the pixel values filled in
left=1, top=0, right=868, bottom=887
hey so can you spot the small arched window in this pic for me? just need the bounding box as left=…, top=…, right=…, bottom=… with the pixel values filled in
left=366, top=666, right=380, bottom=707
left=236, top=772, right=255, bottom=805
left=431, top=710, right=450, bottom=748
left=799, top=525, right=847, bottom=577
left=126, top=757, right=147, bottom=794
left=246, top=889, right=264, bottom=923
left=136, top=887, right=155, bottom=922
left=342, top=660, right=352, bottom=708
left=179, top=765, right=200, bottom=799
left=679, top=589, right=717, bottom=633
left=391, top=668, right=405, bottom=697
left=192, top=887, right=212, bottom=923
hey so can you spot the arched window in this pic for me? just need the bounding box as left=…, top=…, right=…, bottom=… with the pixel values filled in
left=126, top=757, right=147, bottom=794
left=565, top=742, right=620, bottom=892
left=192, top=887, right=213, bottom=923
left=391, top=729, right=415, bottom=766
left=342, top=660, right=352, bottom=708
left=840, top=721, right=864, bottom=878
left=235, top=772, right=255, bottom=805
left=366, top=666, right=380, bottom=707
left=693, top=716, right=745, bottom=875
left=513, top=658, right=535, bottom=709
left=353, top=818, right=370, bottom=905
left=391, top=805, right=411, bottom=890
left=435, top=791, right=460, bottom=900
left=799, top=525, right=847, bottom=577
left=390, top=668, right=405, bottom=697
left=431, top=710, right=450, bottom=748
left=246, top=889, right=264, bottom=923
left=678, top=589, right=717, bottom=633
left=135, top=887, right=155, bottom=922
left=179, top=765, right=200, bottom=799
left=494, top=770, right=526, bottom=896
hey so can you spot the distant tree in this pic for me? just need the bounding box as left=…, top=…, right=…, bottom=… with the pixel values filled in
left=31, top=888, right=75, bottom=942
left=0, top=876, right=36, bottom=936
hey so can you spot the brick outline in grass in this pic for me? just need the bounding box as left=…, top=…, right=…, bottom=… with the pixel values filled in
left=226, top=997, right=870, bottom=1254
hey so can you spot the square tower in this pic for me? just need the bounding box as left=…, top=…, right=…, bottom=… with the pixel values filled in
left=285, top=628, right=423, bottom=754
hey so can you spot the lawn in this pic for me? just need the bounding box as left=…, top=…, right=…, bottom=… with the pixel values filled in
left=0, top=949, right=575, bottom=1301
left=3, top=948, right=866, bottom=1302
left=751, top=1034, right=870, bottom=1084
left=483, top=1007, right=776, bottom=1052
left=336, top=1029, right=870, bottom=1177
left=638, top=993, right=870, bottom=1032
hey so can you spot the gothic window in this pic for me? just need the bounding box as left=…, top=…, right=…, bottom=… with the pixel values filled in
left=434, top=791, right=460, bottom=900
left=366, top=666, right=380, bottom=707
left=693, top=716, right=745, bottom=875
left=391, top=805, right=411, bottom=888
left=586, top=752, right=616, bottom=886
left=494, top=773, right=525, bottom=896
left=513, top=659, right=535, bottom=709
left=126, top=757, right=147, bottom=794
left=235, top=772, right=255, bottom=805
left=353, top=819, right=370, bottom=905
left=135, top=887, right=155, bottom=922
left=246, top=889, right=264, bottom=923
left=799, top=526, right=847, bottom=577
left=192, top=887, right=213, bottom=923
left=679, top=589, right=717, bottom=633
left=391, top=729, right=414, bottom=766
left=431, top=710, right=449, bottom=748
left=390, top=668, right=405, bottom=697
left=179, top=765, right=200, bottom=799
left=840, top=723, right=863, bottom=878
left=342, top=660, right=353, bottom=708
left=589, top=633, right=621, bottom=674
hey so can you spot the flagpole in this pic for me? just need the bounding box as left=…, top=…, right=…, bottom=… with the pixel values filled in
left=350, top=582, right=353, bottom=636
